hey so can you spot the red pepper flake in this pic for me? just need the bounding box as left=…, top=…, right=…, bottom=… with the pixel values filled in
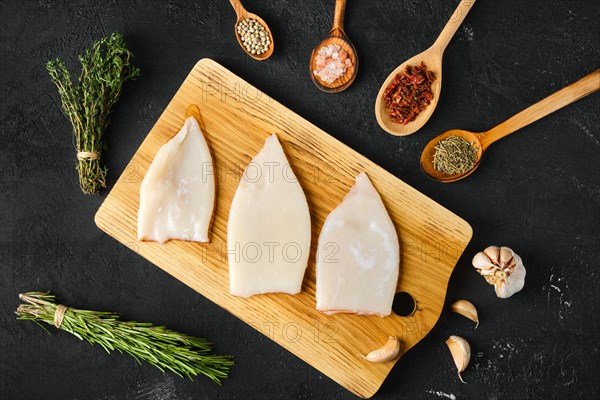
left=382, top=62, right=436, bottom=125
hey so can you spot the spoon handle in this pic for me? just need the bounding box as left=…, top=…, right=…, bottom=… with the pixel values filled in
left=433, top=0, right=476, bottom=51
left=332, top=0, right=347, bottom=32
left=228, top=0, right=246, bottom=19
left=481, top=69, right=600, bottom=149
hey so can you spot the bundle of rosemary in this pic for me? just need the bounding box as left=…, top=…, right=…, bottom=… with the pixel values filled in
left=16, top=292, right=233, bottom=384
left=47, top=33, right=140, bottom=194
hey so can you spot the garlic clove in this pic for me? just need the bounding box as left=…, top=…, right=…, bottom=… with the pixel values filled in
left=499, top=246, right=514, bottom=268
left=483, top=246, right=500, bottom=265
left=450, top=300, right=479, bottom=328
left=472, top=251, right=493, bottom=271
left=445, top=335, right=470, bottom=384
left=362, top=336, right=400, bottom=363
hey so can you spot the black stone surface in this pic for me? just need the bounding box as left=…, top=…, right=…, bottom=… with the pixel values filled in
left=1, top=1, right=599, bottom=399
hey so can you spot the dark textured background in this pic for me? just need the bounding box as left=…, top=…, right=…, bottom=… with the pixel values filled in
left=1, top=1, right=599, bottom=399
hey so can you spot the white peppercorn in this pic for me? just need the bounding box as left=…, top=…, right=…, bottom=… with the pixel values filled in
left=236, top=18, right=270, bottom=55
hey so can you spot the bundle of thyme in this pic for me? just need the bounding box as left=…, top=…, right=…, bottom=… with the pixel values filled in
left=16, top=292, right=233, bottom=384
left=47, top=33, right=140, bottom=194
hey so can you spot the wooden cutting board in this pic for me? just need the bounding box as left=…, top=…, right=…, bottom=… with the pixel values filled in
left=95, top=59, right=472, bottom=398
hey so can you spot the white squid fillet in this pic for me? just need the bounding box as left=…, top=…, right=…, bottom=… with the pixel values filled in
left=228, top=134, right=311, bottom=298
left=316, top=173, right=400, bottom=316
left=138, top=116, right=215, bottom=243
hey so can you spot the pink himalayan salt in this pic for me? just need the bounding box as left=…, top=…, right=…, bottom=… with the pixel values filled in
left=313, top=44, right=352, bottom=84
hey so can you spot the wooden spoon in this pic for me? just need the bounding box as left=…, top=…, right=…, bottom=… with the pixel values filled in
left=375, top=0, right=476, bottom=135
left=228, top=0, right=274, bottom=61
left=420, top=69, right=600, bottom=183
left=310, top=0, right=358, bottom=93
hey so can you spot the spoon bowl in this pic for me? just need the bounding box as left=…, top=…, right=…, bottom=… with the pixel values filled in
left=375, top=0, right=475, bottom=135
left=375, top=48, right=443, bottom=136
left=420, top=69, right=600, bottom=183
left=229, top=0, right=274, bottom=61
left=420, top=129, right=484, bottom=183
left=310, top=32, right=358, bottom=93
left=310, top=0, right=357, bottom=93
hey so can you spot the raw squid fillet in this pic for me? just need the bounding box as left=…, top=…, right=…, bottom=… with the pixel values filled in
left=138, top=116, right=215, bottom=243
left=228, top=134, right=311, bottom=298
left=316, top=172, right=400, bottom=316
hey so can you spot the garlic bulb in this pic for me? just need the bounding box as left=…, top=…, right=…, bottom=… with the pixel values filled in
left=472, top=246, right=526, bottom=298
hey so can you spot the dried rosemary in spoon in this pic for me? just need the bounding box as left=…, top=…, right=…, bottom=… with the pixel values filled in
left=47, top=32, right=140, bottom=194
left=16, top=292, right=233, bottom=384
left=432, top=135, right=477, bottom=175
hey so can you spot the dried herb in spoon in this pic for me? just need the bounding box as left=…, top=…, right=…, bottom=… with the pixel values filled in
left=16, top=292, right=233, bottom=384
left=432, top=135, right=477, bottom=175
left=47, top=32, right=140, bottom=194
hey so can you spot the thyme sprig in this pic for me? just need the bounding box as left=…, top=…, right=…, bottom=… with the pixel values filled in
left=16, top=292, right=233, bottom=384
left=47, top=32, right=140, bottom=194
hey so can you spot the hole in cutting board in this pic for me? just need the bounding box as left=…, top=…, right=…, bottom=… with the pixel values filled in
left=393, top=292, right=416, bottom=316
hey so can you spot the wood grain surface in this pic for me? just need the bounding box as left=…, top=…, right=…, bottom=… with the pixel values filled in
left=95, top=58, right=472, bottom=398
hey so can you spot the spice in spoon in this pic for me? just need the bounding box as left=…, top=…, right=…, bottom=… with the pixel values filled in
left=313, top=44, right=352, bottom=84
left=237, top=18, right=271, bottom=55
left=383, top=62, right=435, bottom=125
left=432, top=135, right=477, bottom=175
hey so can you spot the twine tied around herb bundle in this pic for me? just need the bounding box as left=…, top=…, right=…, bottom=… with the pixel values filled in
left=16, top=293, right=68, bottom=328
left=76, top=151, right=99, bottom=161
left=53, top=304, right=68, bottom=328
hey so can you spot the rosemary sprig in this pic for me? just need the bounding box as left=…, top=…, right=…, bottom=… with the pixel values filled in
left=16, top=292, right=233, bottom=384
left=47, top=32, right=140, bottom=194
